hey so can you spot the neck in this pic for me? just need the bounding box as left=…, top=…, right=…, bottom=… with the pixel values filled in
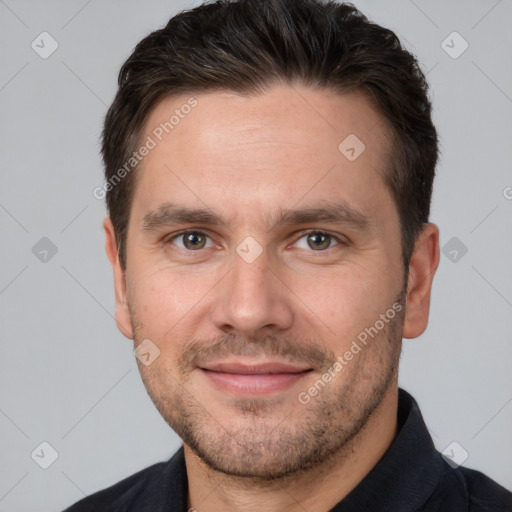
left=184, top=384, right=399, bottom=512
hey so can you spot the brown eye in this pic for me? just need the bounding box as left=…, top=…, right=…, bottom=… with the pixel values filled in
left=168, top=231, right=213, bottom=251
left=182, top=232, right=207, bottom=250
left=306, top=232, right=332, bottom=250
left=293, top=231, right=342, bottom=252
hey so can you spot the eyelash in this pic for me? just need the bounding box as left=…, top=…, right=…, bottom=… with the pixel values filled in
left=163, top=229, right=346, bottom=253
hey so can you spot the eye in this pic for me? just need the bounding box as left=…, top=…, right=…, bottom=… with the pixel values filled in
left=167, top=231, right=215, bottom=251
left=294, top=231, right=342, bottom=251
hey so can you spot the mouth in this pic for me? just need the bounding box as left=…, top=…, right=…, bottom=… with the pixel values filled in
left=199, top=361, right=313, bottom=396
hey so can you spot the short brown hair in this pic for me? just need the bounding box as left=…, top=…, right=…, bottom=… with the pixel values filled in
left=101, top=0, right=438, bottom=272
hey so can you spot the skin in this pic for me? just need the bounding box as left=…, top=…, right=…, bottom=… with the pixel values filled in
left=104, top=83, right=440, bottom=512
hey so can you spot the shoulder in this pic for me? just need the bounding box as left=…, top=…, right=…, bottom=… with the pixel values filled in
left=430, top=458, right=512, bottom=512
left=63, top=461, right=167, bottom=511
left=459, top=465, right=512, bottom=512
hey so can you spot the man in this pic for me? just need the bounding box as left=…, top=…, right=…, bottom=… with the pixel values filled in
left=66, top=0, right=512, bottom=510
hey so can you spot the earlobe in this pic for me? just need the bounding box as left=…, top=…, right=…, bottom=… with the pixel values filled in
left=402, top=223, right=440, bottom=339
left=103, top=217, right=134, bottom=340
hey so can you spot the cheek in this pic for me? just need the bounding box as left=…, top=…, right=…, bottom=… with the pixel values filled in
left=293, top=261, right=395, bottom=343
left=128, top=266, right=216, bottom=335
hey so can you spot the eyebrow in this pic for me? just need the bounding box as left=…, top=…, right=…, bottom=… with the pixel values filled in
left=141, top=200, right=371, bottom=232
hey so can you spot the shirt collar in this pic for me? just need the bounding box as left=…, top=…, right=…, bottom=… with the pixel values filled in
left=331, top=387, right=443, bottom=511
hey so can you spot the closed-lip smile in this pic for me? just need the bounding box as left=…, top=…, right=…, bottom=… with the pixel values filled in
left=200, top=360, right=313, bottom=395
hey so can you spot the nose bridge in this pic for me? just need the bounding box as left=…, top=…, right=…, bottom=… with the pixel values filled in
left=210, top=245, right=294, bottom=335
left=231, top=250, right=270, bottom=301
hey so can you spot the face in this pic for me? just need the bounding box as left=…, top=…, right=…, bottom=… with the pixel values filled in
left=106, top=84, right=427, bottom=479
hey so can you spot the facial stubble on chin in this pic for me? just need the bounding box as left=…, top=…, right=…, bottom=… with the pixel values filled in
left=130, top=288, right=406, bottom=481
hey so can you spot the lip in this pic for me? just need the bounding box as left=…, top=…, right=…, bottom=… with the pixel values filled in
left=202, top=361, right=311, bottom=374
left=199, top=360, right=313, bottom=396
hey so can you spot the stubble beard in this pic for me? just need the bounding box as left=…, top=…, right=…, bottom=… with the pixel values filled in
left=131, top=292, right=405, bottom=481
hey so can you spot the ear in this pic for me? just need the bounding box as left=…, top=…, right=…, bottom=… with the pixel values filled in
left=104, top=217, right=134, bottom=339
left=402, top=223, right=440, bottom=339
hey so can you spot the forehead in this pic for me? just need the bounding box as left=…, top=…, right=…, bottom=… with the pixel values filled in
left=132, top=84, right=396, bottom=227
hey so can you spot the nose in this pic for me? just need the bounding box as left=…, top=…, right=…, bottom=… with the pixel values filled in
left=210, top=249, right=294, bottom=340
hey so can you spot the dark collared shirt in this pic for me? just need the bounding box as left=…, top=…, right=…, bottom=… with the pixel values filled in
left=64, top=388, right=512, bottom=511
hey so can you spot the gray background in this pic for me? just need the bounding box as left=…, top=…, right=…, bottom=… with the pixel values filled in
left=1, top=0, right=511, bottom=510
